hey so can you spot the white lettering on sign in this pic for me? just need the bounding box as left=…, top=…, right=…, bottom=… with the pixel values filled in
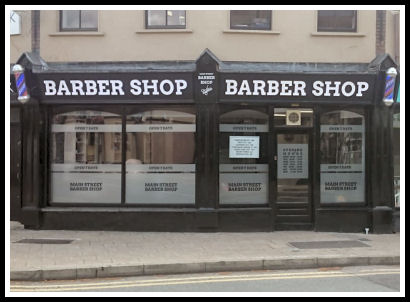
left=225, top=79, right=238, bottom=95
left=293, top=81, right=307, bottom=96
left=43, top=79, right=188, bottom=97
left=85, top=80, right=98, bottom=95
left=44, top=79, right=125, bottom=96
left=311, top=80, right=369, bottom=97
left=130, top=79, right=188, bottom=96
left=142, top=79, right=159, bottom=95
left=225, top=79, right=369, bottom=97
left=70, top=80, right=85, bottom=96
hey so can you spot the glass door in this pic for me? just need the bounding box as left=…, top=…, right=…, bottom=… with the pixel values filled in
left=274, top=131, right=312, bottom=228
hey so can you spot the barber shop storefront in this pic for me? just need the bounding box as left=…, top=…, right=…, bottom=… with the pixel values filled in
left=10, top=50, right=399, bottom=233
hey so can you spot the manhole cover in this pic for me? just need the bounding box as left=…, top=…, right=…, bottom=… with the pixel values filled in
left=15, top=239, right=74, bottom=244
left=289, top=240, right=370, bottom=249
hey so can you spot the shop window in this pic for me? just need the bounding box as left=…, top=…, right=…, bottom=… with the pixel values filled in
left=320, top=110, right=365, bottom=203
left=50, top=111, right=122, bottom=204
left=145, top=10, right=186, bottom=29
left=230, top=10, right=272, bottom=30
left=60, top=10, right=98, bottom=31
left=317, top=10, right=357, bottom=32
left=126, top=109, right=196, bottom=204
left=219, top=109, right=269, bottom=205
left=274, top=108, right=313, bottom=127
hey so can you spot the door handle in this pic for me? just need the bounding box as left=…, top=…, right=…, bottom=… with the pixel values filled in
left=274, top=155, right=277, bottom=161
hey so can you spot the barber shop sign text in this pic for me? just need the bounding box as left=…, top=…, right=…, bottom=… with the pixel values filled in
left=42, top=79, right=188, bottom=97
left=224, top=79, right=369, bottom=97
left=220, top=74, right=375, bottom=101
left=38, top=73, right=375, bottom=102
left=38, top=73, right=193, bottom=100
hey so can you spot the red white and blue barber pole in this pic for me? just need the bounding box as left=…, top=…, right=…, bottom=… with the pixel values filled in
left=383, top=67, right=397, bottom=107
left=12, top=64, right=30, bottom=104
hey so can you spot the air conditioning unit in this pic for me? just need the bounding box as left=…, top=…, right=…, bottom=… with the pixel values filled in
left=286, top=110, right=301, bottom=126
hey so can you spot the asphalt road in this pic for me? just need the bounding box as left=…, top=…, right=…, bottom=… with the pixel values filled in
left=10, top=265, right=400, bottom=294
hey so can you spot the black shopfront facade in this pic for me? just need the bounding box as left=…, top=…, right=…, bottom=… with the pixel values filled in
left=10, top=50, right=399, bottom=233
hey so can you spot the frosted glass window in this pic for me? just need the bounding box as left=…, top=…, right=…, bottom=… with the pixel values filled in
left=320, top=110, right=365, bottom=203
left=50, top=111, right=121, bottom=204
left=219, top=109, right=269, bottom=205
left=126, top=109, right=196, bottom=204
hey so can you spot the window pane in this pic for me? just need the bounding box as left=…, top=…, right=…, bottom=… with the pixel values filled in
left=61, top=10, right=80, bottom=29
left=317, top=10, right=356, bottom=32
left=231, top=10, right=271, bottom=30
left=80, top=10, right=98, bottom=29
left=320, top=110, right=365, bottom=203
left=219, top=109, right=269, bottom=205
left=167, top=10, right=186, bottom=26
left=147, top=10, right=166, bottom=26
left=50, top=111, right=122, bottom=204
left=126, top=109, right=196, bottom=204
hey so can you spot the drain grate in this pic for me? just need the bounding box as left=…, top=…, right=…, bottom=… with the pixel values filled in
left=15, top=238, right=74, bottom=244
left=358, top=238, right=371, bottom=241
left=289, top=240, right=370, bottom=249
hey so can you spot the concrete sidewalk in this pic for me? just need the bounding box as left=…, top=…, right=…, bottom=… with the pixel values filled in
left=9, top=221, right=400, bottom=281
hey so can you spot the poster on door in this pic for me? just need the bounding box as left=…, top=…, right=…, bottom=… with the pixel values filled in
left=277, top=144, right=308, bottom=179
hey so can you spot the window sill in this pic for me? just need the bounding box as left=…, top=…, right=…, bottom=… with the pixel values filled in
left=223, top=29, right=280, bottom=35
left=136, top=29, right=193, bottom=34
left=49, top=31, right=105, bottom=37
left=311, top=32, right=366, bottom=37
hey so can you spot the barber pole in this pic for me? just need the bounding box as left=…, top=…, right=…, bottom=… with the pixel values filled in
left=383, top=67, right=397, bottom=106
left=12, top=64, right=30, bottom=103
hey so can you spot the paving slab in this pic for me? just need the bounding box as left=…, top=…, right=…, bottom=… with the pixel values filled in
left=8, top=221, right=400, bottom=281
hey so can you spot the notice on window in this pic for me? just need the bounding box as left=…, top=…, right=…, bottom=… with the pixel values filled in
left=220, top=124, right=268, bottom=133
left=320, top=172, right=364, bottom=203
left=277, top=144, right=308, bottom=179
left=50, top=164, right=121, bottom=204
left=219, top=172, right=268, bottom=205
left=126, top=173, right=195, bottom=204
left=229, top=136, right=260, bottom=158
left=126, top=164, right=195, bottom=204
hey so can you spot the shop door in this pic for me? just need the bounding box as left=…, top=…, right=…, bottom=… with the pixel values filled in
left=274, top=131, right=312, bottom=229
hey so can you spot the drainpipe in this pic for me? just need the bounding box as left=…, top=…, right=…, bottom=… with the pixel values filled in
left=375, top=10, right=386, bottom=56
left=31, top=10, right=40, bottom=55
left=393, top=11, right=400, bottom=66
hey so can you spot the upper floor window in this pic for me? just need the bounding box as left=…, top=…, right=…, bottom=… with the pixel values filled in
left=145, top=10, right=186, bottom=29
left=60, top=10, right=98, bottom=32
left=230, top=10, right=272, bottom=30
left=317, top=10, right=357, bottom=32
